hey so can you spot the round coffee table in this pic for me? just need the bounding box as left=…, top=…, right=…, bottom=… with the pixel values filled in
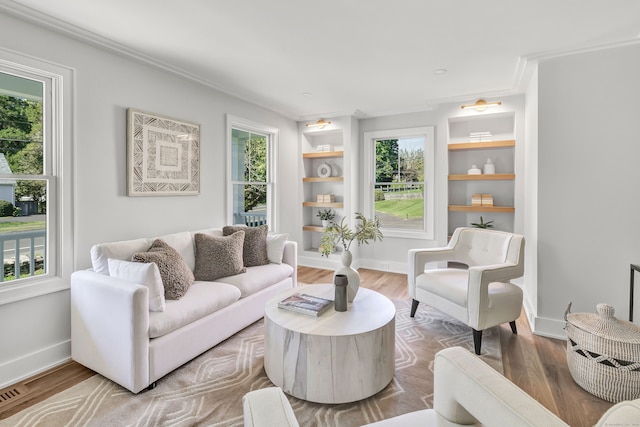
left=263, top=284, right=396, bottom=404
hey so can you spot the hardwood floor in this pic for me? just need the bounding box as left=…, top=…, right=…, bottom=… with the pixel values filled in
left=1, top=267, right=613, bottom=425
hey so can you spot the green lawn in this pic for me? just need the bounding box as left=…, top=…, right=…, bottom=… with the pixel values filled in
left=375, top=199, right=423, bottom=219
left=0, top=221, right=46, bottom=233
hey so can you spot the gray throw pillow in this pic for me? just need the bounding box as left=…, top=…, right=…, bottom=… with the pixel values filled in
left=132, top=239, right=194, bottom=300
left=193, top=231, right=247, bottom=281
left=222, top=224, right=269, bottom=267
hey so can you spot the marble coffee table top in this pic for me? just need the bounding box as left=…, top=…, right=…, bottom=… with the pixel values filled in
left=265, top=284, right=396, bottom=336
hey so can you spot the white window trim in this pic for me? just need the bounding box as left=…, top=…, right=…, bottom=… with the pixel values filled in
left=363, top=126, right=434, bottom=240
left=226, top=115, right=279, bottom=231
left=0, top=49, right=73, bottom=305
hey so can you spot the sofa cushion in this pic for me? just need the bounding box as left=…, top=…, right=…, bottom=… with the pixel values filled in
left=108, top=258, right=166, bottom=312
left=156, top=231, right=196, bottom=272
left=91, top=237, right=152, bottom=275
left=193, top=231, right=246, bottom=281
left=148, top=281, right=241, bottom=338
left=416, top=269, right=468, bottom=307
left=223, top=224, right=269, bottom=267
left=133, top=239, right=195, bottom=300
left=266, top=233, right=289, bottom=264
left=216, top=262, right=294, bottom=297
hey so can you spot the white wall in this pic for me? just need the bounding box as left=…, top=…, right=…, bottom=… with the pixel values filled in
left=536, top=43, right=640, bottom=337
left=0, top=11, right=298, bottom=387
left=523, top=67, right=539, bottom=328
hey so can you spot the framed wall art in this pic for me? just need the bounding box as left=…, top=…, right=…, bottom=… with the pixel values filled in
left=127, top=108, right=200, bottom=196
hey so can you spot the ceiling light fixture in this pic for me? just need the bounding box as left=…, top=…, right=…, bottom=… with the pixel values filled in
left=461, top=99, right=502, bottom=111
left=433, top=68, right=448, bottom=75
left=306, top=119, right=331, bottom=129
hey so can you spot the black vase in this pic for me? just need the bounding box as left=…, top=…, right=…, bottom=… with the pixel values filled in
left=334, top=274, right=348, bottom=312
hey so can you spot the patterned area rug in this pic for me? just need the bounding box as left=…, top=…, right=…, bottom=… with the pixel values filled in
left=1, top=300, right=502, bottom=427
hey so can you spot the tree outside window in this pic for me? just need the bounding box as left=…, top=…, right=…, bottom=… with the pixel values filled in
left=0, top=77, right=47, bottom=282
left=374, top=137, right=425, bottom=230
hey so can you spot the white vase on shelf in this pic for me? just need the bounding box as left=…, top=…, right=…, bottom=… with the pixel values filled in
left=483, top=158, right=495, bottom=174
left=333, top=250, right=360, bottom=302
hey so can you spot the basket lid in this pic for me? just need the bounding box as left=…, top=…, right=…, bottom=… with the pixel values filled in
left=566, top=303, right=640, bottom=343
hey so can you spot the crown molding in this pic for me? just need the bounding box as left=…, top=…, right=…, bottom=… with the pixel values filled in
left=0, top=1, right=303, bottom=120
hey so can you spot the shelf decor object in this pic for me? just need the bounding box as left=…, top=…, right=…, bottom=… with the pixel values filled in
left=317, top=162, right=332, bottom=178
left=481, top=194, right=494, bottom=206
left=126, top=108, right=200, bottom=196
left=483, top=158, right=496, bottom=174
left=468, top=165, right=482, bottom=175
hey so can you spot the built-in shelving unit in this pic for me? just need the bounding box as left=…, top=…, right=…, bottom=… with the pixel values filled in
left=447, top=114, right=516, bottom=234
left=299, top=124, right=351, bottom=257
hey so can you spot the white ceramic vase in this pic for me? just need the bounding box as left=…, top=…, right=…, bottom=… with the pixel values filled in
left=334, top=250, right=360, bottom=302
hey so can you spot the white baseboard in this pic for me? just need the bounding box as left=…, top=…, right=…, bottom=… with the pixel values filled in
left=0, top=340, right=71, bottom=389
left=531, top=316, right=567, bottom=340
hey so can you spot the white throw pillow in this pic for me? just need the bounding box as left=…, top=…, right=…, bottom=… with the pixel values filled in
left=108, top=258, right=166, bottom=312
left=266, top=233, right=289, bottom=264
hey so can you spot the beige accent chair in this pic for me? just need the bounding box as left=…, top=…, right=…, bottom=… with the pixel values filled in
left=408, top=227, right=525, bottom=354
left=242, top=347, right=640, bottom=426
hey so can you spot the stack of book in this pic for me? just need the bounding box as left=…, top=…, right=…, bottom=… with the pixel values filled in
left=469, top=131, right=492, bottom=142
left=278, top=293, right=333, bottom=317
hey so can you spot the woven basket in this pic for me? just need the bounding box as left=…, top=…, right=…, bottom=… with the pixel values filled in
left=565, top=303, right=640, bottom=403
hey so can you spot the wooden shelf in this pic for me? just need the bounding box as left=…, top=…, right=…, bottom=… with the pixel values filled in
left=303, top=202, right=344, bottom=208
left=448, top=205, right=515, bottom=213
left=302, top=176, right=344, bottom=183
left=448, top=173, right=515, bottom=181
left=448, top=140, right=515, bottom=151
left=302, top=151, right=344, bottom=159
left=303, top=225, right=325, bottom=232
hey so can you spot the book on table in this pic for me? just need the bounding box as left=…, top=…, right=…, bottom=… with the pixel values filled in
left=278, top=293, right=333, bottom=317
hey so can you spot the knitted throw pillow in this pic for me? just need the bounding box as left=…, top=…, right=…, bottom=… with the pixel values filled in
left=132, top=239, right=194, bottom=300
left=222, top=224, right=269, bottom=267
left=193, top=231, right=247, bottom=281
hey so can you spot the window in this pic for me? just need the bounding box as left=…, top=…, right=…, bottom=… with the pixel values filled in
left=0, top=50, right=72, bottom=302
left=226, top=115, right=278, bottom=229
left=364, top=127, right=434, bottom=239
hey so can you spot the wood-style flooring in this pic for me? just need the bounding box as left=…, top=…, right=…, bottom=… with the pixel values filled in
left=0, top=267, right=613, bottom=425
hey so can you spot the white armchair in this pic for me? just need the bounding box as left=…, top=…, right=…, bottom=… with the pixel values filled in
left=408, top=227, right=525, bottom=354
left=242, top=347, right=640, bottom=426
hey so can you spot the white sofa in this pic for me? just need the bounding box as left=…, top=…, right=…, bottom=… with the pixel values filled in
left=243, top=347, right=640, bottom=427
left=71, top=228, right=297, bottom=393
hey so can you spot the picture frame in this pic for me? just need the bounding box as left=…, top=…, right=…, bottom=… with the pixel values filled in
left=126, top=108, right=200, bottom=196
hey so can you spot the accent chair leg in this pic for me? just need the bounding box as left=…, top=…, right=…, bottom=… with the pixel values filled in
left=509, top=320, right=518, bottom=334
left=472, top=329, right=482, bottom=355
left=410, top=299, right=419, bottom=317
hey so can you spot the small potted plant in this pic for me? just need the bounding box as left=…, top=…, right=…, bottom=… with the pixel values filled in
left=317, top=208, right=335, bottom=227
left=470, top=216, right=494, bottom=229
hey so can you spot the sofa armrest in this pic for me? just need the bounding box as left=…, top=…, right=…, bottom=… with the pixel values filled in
left=282, top=240, right=297, bottom=286
left=71, top=269, right=150, bottom=393
left=243, top=387, right=299, bottom=427
left=434, top=347, right=568, bottom=426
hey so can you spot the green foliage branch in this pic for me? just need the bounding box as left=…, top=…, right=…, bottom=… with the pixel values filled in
left=319, top=212, right=383, bottom=257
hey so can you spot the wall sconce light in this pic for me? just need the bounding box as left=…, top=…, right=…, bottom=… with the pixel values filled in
left=460, top=99, right=502, bottom=111
left=306, top=119, right=331, bottom=129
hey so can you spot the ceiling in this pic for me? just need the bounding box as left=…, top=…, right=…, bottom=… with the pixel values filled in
left=6, top=0, right=640, bottom=120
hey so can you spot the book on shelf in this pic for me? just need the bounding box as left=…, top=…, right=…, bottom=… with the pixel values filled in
left=278, top=293, right=333, bottom=317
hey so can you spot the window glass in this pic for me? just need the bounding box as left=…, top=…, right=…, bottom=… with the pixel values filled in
left=230, top=127, right=269, bottom=227
left=374, top=137, right=425, bottom=230
left=0, top=75, right=47, bottom=282
left=365, top=127, right=434, bottom=239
